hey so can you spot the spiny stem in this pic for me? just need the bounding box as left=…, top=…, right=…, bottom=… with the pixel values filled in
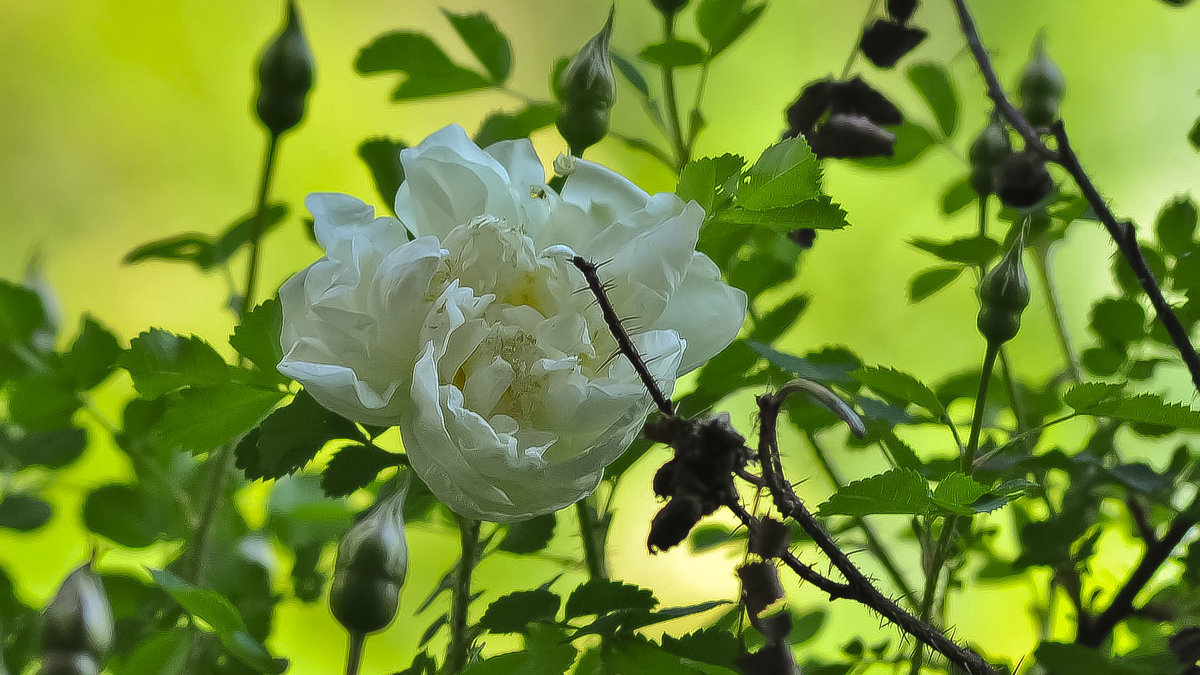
left=444, top=517, right=482, bottom=674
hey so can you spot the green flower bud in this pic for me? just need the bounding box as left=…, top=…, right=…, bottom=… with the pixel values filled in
left=977, top=227, right=1031, bottom=345
left=330, top=477, right=409, bottom=636
left=40, top=564, right=113, bottom=660
left=555, top=9, right=616, bottom=155
left=1018, top=37, right=1064, bottom=127
left=255, top=1, right=315, bottom=136
left=37, top=652, right=101, bottom=675
left=968, top=114, right=1012, bottom=197
left=994, top=150, right=1053, bottom=209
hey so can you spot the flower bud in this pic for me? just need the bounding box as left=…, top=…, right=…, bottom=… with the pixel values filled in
left=977, top=227, right=1030, bottom=345
left=255, top=1, right=315, bottom=136
left=329, top=477, right=410, bottom=635
left=968, top=115, right=1012, bottom=197
left=1017, top=37, right=1065, bottom=128
left=994, top=150, right=1053, bottom=209
left=39, top=564, right=113, bottom=660
left=555, top=9, right=616, bottom=155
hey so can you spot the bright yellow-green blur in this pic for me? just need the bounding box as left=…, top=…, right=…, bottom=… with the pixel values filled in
left=2, top=0, right=1199, bottom=672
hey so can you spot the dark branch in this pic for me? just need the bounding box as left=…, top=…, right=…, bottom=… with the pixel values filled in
left=570, top=256, right=674, bottom=416
left=756, top=390, right=998, bottom=675
left=948, top=0, right=1200, bottom=649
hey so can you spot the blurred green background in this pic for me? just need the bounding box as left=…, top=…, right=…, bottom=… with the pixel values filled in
left=2, top=0, right=1199, bottom=672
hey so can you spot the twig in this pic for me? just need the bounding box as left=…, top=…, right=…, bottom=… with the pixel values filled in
left=949, top=0, right=1200, bottom=649
left=444, top=517, right=482, bottom=673
left=757, top=391, right=998, bottom=675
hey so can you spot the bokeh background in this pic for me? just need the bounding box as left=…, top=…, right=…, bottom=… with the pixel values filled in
left=2, top=0, right=1199, bottom=672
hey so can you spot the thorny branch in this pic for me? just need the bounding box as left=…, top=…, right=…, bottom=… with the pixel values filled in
left=950, top=0, right=1200, bottom=649
left=573, top=255, right=997, bottom=673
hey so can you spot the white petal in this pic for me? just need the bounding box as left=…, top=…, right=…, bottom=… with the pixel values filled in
left=653, top=252, right=748, bottom=373
left=306, top=192, right=407, bottom=253
left=484, top=138, right=545, bottom=187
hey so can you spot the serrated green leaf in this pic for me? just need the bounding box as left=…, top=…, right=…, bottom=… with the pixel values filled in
left=677, top=154, right=745, bottom=215
left=739, top=137, right=822, bottom=211
left=7, top=376, right=80, bottom=431
left=696, top=0, right=765, bottom=57
left=661, top=626, right=739, bottom=669
left=229, top=298, right=286, bottom=376
left=749, top=295, right=809, bottom=343
left=931, top=472, right=988, bottom=515
left=565, top=580, right=658, bottom=619
left=722, top=196, right=848, bottom=231
left=908, top=266, right=963, bottom=303
left=320, top=443, right=406, bottom=497
left=941, top=176, right=976, bottom=215
left=817, top=469, right=932, bottom=517
left=1063, top=382, right=1126, bottom=409
left=158, top=384, right=284, bottom=455
left=212, top=205, right=288, bottom=264
left=854, top=366, right=944, bottom=418
left=121, top=330, right=231, bottom=399
left=124, top=206, right=287, bottom=271
left=0, top=493, right=51, bottom=531
left=748, top=341, right=856, bottom=383
left=567, top=601, right=727, bottom=641
left=60, top=316, right=121, bottom=390
left=1076, top=393, right=1200, bottom=430
left=639, top=39, right=707, bottom=68
left=150, top=569, right=287, bottom=674
left=1157, top=195, right=1198, bottom=257
left=906, top=63, right=958, bottom=137
left=234, top=390, right=356, bottom=479
left=1034, top=642, right=1138, bottom=675
left=356, top=32, right=491, bottom=100
left=910, top=235, right=999, bottom=268
left=478, top=589, right=561, bottom=633
left=442, top=10, right=512, bottom=83
left=462, top=625, right=577, bottom=675
left=499, top=513, right=557, bottom=554
left=358, top=137, right=408, bottom=213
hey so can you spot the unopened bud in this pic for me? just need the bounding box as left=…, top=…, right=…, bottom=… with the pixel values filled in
left=994, top=150, right=1053, bottom=209
left=40, top=563, right=113, bottom=661
left=968, top=114, right=1012, bottom=197
left=651, top=0, right=689, bottom=19
left=1017, top=36, right=1065, bottom=128
left=330, top=476, right=409, bottom=635
left=977, top=227, right=1031, bottom=345
left=255, top=1, right=315, bottom=136
left=556, top=9, right=616, bottom=155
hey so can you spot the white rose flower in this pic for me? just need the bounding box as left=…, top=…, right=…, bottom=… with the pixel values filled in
left=278, top=124, right=746, bottom=521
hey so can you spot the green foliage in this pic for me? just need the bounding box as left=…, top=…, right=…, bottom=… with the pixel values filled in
left=906, top=63, right=958, bottom=137
left=696, top=0, right=765, bottom=57
left=639, top=40, right=707, bottom=68
left=0, top=492, right=51, bottom=531
left=150, top=569, right=287, bottom=674
left=565, top=580, right=658, bottom=619
left=479, top=589, right=561, bottom=633
left=234, top=390, right=358, bottom=480
left=320, top=442, right=406, bottom=497
left=358, top=137, right=408, bottom=212
left=124, top=205, right=288, bottom=271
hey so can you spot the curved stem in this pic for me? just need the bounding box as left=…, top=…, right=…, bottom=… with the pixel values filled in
left=576, top=498, right=609, bottom=580
left=444, top=517, right=482, bottom=674
left=839, top=0, right=882, bottom=78
left=1034, top=240, right=1083, bottom=382
left=344, top=632, right=366, bottom=675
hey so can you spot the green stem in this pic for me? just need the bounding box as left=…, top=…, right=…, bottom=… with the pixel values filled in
left=805, top=432, right=917, bottom=607
left=683, top=62, right=711, bottom=159
left=1034, top=240, right=1083, bottom=382
left=238, top=131, right=281, bottom=317
left=839, top=0, right=882, bottom=78
left=344, top=632, right=366, bottom=675
left=444, top=517, right=482, bottom=674
left=910, top=341, right=1000, bottom=673
left=659, top=15, right=688, bottom=171
left=576, top=497, right=609, bottom=580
